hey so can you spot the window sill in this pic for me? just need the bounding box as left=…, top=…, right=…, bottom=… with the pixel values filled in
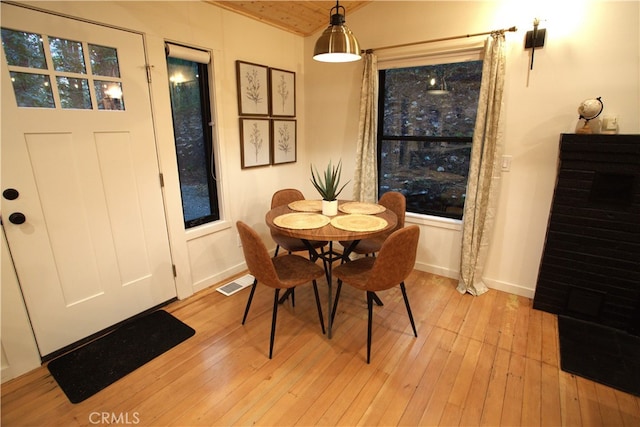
left=185, top=219, right=232, bottom=241
left=405, top=212, right=462, bottom=231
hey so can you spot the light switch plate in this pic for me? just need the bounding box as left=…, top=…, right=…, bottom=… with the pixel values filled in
left=501, top=155, right=513, bottom=172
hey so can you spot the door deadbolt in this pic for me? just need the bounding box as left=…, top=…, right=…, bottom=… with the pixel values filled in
left=8, top=212, right=26, bottom=225
left=3, top=188, right=19, bottom=200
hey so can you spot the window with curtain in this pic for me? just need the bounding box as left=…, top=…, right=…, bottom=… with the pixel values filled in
left=377, top=58, right=483, bottom=219
left=166, top=43, right=220, bottom=228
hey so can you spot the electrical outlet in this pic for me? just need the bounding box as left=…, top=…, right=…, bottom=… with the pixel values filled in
left=237, top=233, right=242, bottom=247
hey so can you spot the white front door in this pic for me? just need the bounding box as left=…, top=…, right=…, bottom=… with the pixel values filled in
left=1, top=4, right=176, bottom=357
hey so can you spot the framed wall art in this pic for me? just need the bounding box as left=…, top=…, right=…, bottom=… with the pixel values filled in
left=271, top=119, right=296, bottom=165
left=236, top=61, right=269, bottom=116
left=269, top=67, right=296, bottom=117
left=240, top=118, right=271, bottom=168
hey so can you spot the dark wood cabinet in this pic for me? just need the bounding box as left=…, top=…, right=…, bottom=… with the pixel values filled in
left=533, top=133, right=640, bottom=335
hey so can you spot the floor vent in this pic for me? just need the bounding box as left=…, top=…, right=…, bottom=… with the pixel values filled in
left=216, top=274, right=254, bottom=296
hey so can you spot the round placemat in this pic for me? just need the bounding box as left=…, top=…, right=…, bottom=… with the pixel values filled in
left=273, top=213, right=330, bottom=229
left=339, top=202, right=386, bottom=215
left=288, top=199, right=322, bottom=212
left=330, top=214, right=388, bottom=232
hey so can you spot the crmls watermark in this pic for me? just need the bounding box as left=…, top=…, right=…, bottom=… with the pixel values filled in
left=89, top=412, right=140, bottom=425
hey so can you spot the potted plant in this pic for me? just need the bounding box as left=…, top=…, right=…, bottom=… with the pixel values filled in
left=310, top=159, right=350, bottom=216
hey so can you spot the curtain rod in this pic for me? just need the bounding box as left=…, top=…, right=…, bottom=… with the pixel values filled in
left=364, top=26, right=517, bottom=54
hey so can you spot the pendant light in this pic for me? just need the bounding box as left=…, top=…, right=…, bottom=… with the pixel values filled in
left=313, top=0, right=361, bottom=63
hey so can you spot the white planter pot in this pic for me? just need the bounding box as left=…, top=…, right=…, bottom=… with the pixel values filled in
left=322, top=200, right=338, bottom=216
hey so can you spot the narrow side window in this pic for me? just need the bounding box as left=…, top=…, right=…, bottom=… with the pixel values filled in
left=166, top=43, right=220, bottom=228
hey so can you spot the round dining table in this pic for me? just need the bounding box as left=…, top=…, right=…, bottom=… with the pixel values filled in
left=265, top=200, right=397, bottom=338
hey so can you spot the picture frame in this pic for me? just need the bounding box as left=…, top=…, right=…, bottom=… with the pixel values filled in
left=236, top=61, right=269, bottom=116
left=240, top=118, right=271, bottom=168
left=269, top=67, right=296, bottom=117
left=271, top=119, right=297, bottom=165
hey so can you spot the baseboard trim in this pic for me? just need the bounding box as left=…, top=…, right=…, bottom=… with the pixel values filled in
left=191, top=263, right=248, bottom=295
left=483, top=277, right=535, bottom=299
left=197, top=258, right=535, bottom=299
left=414, top=262, right=535, bottom=299
left=414, top=261, right=458, bottom=279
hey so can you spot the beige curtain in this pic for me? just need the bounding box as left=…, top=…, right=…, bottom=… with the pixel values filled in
left=457, top=33, right=506, bottom=296
left=353, top=52, right=378, bottom=203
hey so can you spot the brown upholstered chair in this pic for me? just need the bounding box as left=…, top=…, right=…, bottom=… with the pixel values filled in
left=332, top=225, right=419, bottom=363
left=339, top=191, right=406, bottom=257
left=237, top=221, right=325, bottom=359
left=270, top=189, right=327, bottom=258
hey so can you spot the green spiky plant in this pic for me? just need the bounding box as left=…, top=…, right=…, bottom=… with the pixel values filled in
left=310, top=159, right=350, bottom=201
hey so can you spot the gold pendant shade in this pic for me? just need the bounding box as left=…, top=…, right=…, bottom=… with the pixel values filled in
left=313, top=1, right=361, bottom=63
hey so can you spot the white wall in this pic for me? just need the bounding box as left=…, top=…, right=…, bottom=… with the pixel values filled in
left=305, top=0, right=640, bottom=298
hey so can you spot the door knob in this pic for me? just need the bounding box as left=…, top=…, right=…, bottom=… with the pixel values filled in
left=3, top=188, right=19, bottom=200
left=8, top=212, right=26, bottom=224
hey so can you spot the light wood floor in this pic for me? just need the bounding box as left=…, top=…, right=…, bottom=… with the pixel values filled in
left=2, top=269, right=640, bottom=426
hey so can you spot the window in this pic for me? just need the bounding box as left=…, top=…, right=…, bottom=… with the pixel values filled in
left=1, top=28, right=124, bottom=110
left=166, top=44, right=220, bottom=228
left=378, top=59, right=483, bottom=219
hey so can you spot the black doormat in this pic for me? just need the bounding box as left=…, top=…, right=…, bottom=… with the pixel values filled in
left=47, top=310, right=195, bottom=403
left=558, top=315, right=640, bottom=397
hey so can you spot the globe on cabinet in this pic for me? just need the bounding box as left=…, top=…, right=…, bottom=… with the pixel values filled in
left=575, top=97, right=604, bottom=134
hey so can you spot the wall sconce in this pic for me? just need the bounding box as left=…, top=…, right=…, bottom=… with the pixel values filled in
left=524, top=18, right=546, bottom=70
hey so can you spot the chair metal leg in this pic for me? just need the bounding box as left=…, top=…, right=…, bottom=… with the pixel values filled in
left=274, top=244, right=280, bottom=258
left=400, top=282, right=417, bottom=337
left=330, top=280, right=343, bottom=326
left=312, top=280, right=325, bottom=334
left=278, top=288, right=293, bottom=305
left=366, top=291, right=374, bottom=364
left=242, top=280, right=258, bottom=325
left=269, top=289, right=280, bottom=359
left=372, top=293, right=384, bottom=306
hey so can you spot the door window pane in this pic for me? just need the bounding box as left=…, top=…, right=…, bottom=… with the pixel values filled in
left=2, top=26, right=126, bottom=111
left=49, top=37, right=86, bottom=73
left=89, top=44, right=120, bottom=77
left=9, top=72, right=55, bottom=108
left=1, top=28, right=47, bottom=69
left=57, top=76, right=92, bottom=109
left=95, top=81, right=125, bottom=110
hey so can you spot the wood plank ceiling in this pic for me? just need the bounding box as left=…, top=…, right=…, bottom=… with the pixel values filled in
left=205, top=1, right=371, bottom=36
